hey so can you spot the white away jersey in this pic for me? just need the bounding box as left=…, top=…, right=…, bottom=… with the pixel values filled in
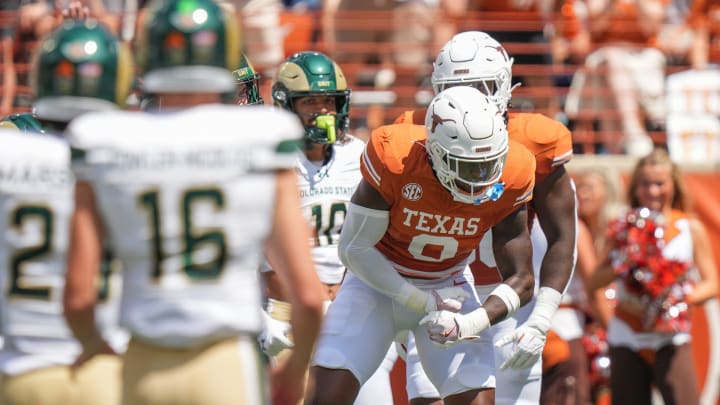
left=67, top=105, right=303, bottom=348
left=0, top=132, right=76, bottom=374
left=296, top=135, right=364, bottom=284
left=0, top=131, right=125, bottom=375
left=0, top=131, right=76, bottom=374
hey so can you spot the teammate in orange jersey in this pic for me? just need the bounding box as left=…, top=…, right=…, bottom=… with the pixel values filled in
left=310, top=85, right=537, bottom=405
left=396, top=31, right=578, bottom=405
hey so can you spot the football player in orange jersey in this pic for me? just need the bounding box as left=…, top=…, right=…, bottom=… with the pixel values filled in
left=310, top=85, right=537, bottom=405
left=397, top=31, right=578, bottom=405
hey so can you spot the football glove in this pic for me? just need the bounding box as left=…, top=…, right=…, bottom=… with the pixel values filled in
left=258, top=310, right=293, bottom=357
left=495, top=321, right=548, bottom=370
left=495, top=287, right=562, bottom=370
left=419, top=307, right=490, bottom=347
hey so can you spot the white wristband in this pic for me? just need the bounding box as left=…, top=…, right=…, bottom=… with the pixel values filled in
left=529, top=286, right=563, bottom=334
left=488, top=283, right=522, bottom=318
left=457, top=307, right=491, bottom=338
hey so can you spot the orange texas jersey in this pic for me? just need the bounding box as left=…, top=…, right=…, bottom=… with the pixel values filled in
left=360, top=123, right=536, bottom=280
left=395, top=110, right=573, bottom=184
left=507, top=112, right=573, bottom=184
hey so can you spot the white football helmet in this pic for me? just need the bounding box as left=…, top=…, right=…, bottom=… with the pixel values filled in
left=425, top=86, right=509, bottom=205
left=431, top=31, right=514, bottom=113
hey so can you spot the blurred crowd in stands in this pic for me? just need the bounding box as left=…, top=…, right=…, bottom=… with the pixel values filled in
left=1, top=0, right=719, bottom=157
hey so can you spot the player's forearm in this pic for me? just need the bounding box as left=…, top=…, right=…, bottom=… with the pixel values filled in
left=493, top=236, right=535, bottom=306
left=451, top=282, right=526, bottom=337
left=338, top=203, right=431, bottom=312
left=286, top=302, right=322, bottom=370
left=64, top=263, right=104, bottom=351
left=487, top=218, right=535, bottom=326
left=491, top=206, right=535, bottom=306
left=538, top=239, right=575, bottom=294
left=342, top=244, right=424, bottom=309
left=504, top=264, right=536, bottom=302
left=481, top=283, right=523, bottom=325
left=535, top=168, right=577, bottom=294
left=65, top=181, right=107, bottom=352
left=65, top=307, right=106, bottom=351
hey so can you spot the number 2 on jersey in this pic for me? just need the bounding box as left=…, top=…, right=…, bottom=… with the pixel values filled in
left=139, top=188, right=227, bottom=281
left=8, top=205, right=114, bottom=301
left=9, top=206, right=52, bottom=299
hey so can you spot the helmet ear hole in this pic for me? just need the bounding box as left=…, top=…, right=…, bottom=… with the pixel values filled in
left=272, top=88, right=288, bottom=105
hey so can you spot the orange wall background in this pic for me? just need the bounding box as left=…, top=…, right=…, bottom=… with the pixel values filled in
left=685, top=173, right=720, bottom=405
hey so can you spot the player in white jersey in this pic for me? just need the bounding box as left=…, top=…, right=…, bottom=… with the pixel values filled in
left=61, top=1, right=325, bottom=405
left=0, top=19, right=132, bottom=405
left=260, top=50, right=397, bottom=404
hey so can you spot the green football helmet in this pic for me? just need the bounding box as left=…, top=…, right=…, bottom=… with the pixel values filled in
left=272, top=51, right=351, bottom=144
left=136, top=0, right=242, bottom=94
left=0, top=113, right=45, bottom=133
left=30, top=19, right=134, bottom=123
left=232, top=53, right=263, bottom=105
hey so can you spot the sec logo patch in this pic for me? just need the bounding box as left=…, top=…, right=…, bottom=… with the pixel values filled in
left=402, top=183, right=422, bottom=201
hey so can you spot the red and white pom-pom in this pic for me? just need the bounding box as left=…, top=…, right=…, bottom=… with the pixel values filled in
left=608, top=208, right=693, bottom=333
